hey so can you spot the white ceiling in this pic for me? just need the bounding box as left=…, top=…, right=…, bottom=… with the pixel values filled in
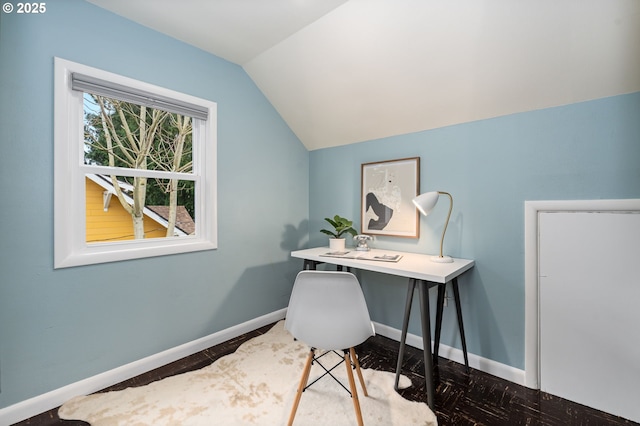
left=87, top=0, right=640, bottom=150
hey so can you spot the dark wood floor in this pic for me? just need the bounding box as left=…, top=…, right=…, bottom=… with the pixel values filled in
left=14, top=322, right=638, bottom=426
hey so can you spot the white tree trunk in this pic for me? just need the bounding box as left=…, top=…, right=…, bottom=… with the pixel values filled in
left=132, top=176, right=147, bottom=239
left=166, top=179, right=178, bottom=237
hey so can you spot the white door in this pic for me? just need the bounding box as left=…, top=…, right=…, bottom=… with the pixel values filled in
left=539, top=211, right=640, bottom=423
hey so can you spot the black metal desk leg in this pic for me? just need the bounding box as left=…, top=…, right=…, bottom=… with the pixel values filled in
left=433, top=284, right=446, bottom=366
left=418, top=279, right=435, bottom=409
left=303, top=259, right=316, bottom=270
left=394, top=278, right=417, bottom=391
left=452, top=277, right=470, bottom=372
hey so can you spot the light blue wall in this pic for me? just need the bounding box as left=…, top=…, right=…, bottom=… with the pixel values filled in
left=0, top=0, right=308, bottom=408
left=309, top=92, right=640, bottom=369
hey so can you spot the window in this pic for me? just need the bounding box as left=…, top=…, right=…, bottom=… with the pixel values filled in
left=54, top=58, right=217, bottom=268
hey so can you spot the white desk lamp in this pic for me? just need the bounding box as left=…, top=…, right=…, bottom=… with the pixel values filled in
left=413, top=191, right=454, bottom=263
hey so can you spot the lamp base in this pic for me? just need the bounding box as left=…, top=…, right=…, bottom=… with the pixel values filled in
left=430, top=255, right=453, bottom=263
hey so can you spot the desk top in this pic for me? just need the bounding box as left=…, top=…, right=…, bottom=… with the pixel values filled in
left=291, top=247, right=474, bottom=283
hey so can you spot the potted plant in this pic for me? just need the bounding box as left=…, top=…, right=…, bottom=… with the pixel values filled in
left=321, top=215, right=358, bottom=251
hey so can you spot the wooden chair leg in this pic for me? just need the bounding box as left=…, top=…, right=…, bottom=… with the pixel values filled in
left=288, top=349, right=315, bottom=426
left=350, top=347, right=368, bottom=397
left=344, top=351, right=364, bottom=426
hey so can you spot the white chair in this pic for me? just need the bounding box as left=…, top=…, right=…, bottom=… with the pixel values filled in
left=285, top=270, right=375, bottom=426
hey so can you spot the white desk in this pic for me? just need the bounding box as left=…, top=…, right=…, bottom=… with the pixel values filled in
left=291, top=247, right=475, bottom=409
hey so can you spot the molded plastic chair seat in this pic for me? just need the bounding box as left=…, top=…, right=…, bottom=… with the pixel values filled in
left=285, top=270, right=375, bottom=426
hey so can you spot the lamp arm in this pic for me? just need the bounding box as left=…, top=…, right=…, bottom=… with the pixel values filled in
left=438, top=191, right=453, bottom=258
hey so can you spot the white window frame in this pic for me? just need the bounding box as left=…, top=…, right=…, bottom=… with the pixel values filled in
left=54, top=57, right=217, bottom=268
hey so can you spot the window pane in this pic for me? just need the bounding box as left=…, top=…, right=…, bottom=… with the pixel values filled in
left=83, top=94, right=193, bottom=174
left=85, top=174, right=196, bottom=243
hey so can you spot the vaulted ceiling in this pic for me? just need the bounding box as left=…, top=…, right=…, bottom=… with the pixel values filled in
left=87, top=0, right=640, bottom=150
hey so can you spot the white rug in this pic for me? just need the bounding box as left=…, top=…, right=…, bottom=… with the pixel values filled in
left=59, top=321, right=437, bottom=425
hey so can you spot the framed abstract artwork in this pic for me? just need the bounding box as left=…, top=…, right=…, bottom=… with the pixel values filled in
left=361, top=157, right=420, bottom=238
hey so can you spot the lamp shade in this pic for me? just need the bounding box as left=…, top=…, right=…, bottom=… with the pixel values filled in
left=412, top=191, right=440, bottom=216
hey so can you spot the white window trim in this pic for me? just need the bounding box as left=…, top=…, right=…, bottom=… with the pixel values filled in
left=54, top=57, right=217, bottom=268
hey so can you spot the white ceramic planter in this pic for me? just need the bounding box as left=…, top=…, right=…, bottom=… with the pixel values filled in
left=328, top=238, right=346, bottom=252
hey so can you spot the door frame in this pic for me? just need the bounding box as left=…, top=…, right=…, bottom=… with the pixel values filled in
left=523, top=198, right=640, bottom=389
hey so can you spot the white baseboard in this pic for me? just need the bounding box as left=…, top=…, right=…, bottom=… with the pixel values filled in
left=373, top=321, right=526, bottom=386
left=0, top=309, right=287, bottom=426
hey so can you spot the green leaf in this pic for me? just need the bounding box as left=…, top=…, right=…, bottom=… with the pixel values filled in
left=320, top=229, right=337, bottom=238
left=324, top=217, right=338, bottom=228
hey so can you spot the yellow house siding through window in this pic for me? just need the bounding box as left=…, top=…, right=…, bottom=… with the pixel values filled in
left=85, top=178, right=166, bottom=242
